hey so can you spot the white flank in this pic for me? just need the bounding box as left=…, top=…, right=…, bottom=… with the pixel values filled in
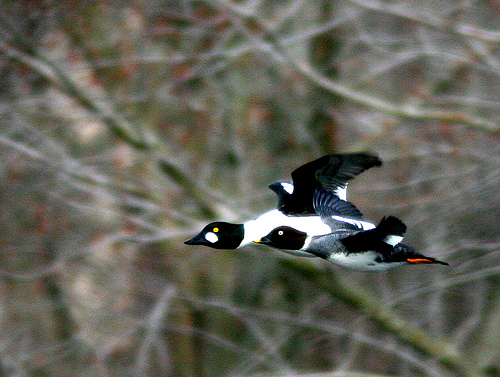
left=328, top=252, right=404, bottom=271
left=205, top=232, right=219, bottom=244
left=384, top=235, right=403, bottom=246
left=242, top=209, right=331, bottom=246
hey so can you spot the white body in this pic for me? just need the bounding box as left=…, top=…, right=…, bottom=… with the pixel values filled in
left=242, top=209, right=330, bottom=244
left=241, top=209, right=375, bottom=256
left=326, top=252, right=404, bottom=271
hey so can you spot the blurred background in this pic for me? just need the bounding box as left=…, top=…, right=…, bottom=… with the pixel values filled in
left=0, top=1, right=499, bottom=376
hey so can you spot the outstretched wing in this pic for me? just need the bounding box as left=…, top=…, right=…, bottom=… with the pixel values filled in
left=314, top=153, right=382, bottom=193
left=278, top=152, right=381, bottom=215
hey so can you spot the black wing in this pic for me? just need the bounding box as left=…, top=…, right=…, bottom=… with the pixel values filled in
left=313, top=153, right=382, bottom=193
left=313, top=188, right=364, bottom=219
left=275, top=152, right=382, bottom=215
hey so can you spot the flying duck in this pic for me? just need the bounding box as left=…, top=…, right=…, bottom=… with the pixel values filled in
left=254, top=190, right=449, bottom=270
left=184, top=153, right=381, bottom=250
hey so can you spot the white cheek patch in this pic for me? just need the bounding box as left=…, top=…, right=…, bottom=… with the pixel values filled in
left=280, top=182, right=294, bottom=195
left=384, top=235, right=403, bottom=246
left=205, top=232, right=219, bottom=244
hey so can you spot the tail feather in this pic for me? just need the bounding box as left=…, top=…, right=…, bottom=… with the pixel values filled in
left=394, top=244, right=450, bottom=265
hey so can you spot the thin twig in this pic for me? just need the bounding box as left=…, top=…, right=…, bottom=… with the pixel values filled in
left=216, top=1, right=499, bottom=136
left=0, top=34, right=222, bottom=219
left=278, top=258, right=480, bottom=376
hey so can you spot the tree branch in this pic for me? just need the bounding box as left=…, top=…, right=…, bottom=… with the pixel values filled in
left=278, top=258, right=481, bottom=377
left=217, top=1, right=499, bottom=136
left=347, top=0, right=500, bottom=43
left=0, top=24, right=221, bottom=219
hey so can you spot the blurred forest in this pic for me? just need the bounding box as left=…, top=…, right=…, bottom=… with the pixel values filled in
left=0, top=1, right=499, bottom=376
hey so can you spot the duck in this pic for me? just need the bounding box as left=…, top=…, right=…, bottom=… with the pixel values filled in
left=184, top=153, right=381, bottom=251
left=254, top=190, right=449, bottom=270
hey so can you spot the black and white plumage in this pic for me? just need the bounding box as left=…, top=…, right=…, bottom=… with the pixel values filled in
left=185, top=153, right=380, bottom=250
left=269, top=152, right=382, bottom=216
left=254, top=190, right=449, bottom=270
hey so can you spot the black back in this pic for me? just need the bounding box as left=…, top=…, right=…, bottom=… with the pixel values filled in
left=340, top=216, right=406, bottom=254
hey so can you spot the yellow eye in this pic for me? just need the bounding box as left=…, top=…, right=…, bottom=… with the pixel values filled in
left=213, top=227, right=219, bottom=233
left=278, top=230, right=284, bottom=236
